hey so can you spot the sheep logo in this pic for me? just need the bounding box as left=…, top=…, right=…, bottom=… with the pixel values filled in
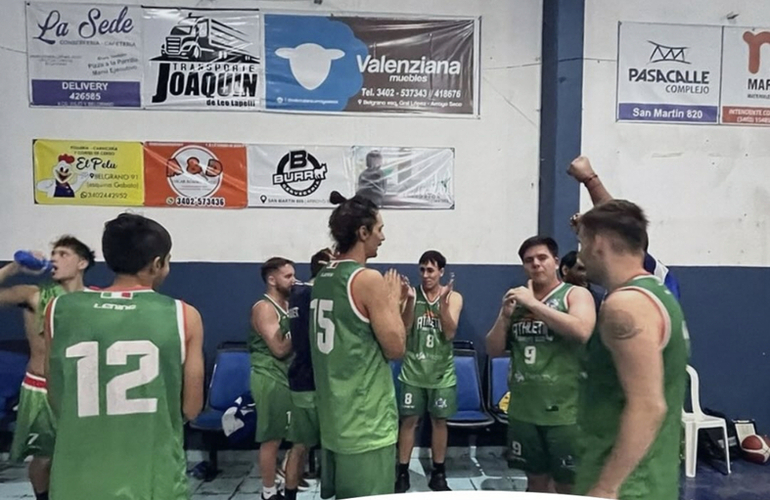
left=275, top=43, right=345, bottom=90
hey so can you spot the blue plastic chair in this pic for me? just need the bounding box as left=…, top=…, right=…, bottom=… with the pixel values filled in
left=447, top=342, right=494, bottom=428
left=488, top=354, right=510, bottom=424
left=190, top=343, right=251, bottom=479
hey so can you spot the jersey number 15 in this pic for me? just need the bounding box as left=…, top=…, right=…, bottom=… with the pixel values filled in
left=310, top=299, right=335, bottom=354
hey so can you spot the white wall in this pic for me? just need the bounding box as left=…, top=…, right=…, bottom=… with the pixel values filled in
left=0, top=0, right=542, bottom=265
left=582, top=0, right=770, bottom=267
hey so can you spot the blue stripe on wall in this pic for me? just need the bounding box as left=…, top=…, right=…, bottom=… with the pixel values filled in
left=0, top=262, right=767, bottom=432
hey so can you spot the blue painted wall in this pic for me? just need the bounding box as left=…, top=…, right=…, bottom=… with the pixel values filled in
left=1, top=262, right=768, bottom=433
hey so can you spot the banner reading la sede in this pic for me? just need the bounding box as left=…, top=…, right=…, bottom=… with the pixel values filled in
left=263, top=14, right=478, bottom=115
left=617, top=22, right=722, bottom=124
left=26, top=2, right=143, bottom=107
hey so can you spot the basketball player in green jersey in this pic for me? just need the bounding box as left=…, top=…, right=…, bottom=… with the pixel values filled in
left=44, top=213, right=204, bottom=500
left=486, top=236, right=596, bottom=494
left=0, top=236, right=94, bottom=500
left=395, top=250, right=463, bottom=493
left=575, top=201, right=688, bottom=500
left=311, top=191, right=406, bottom=499
left=249, top=257, right=296, bottom=500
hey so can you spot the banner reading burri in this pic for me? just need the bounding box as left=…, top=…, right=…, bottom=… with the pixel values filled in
left=248, top=145, right=454, bottom=209
left=26, top=2, right=143, bottom=108
left=263, top=14, right=477, bottom=115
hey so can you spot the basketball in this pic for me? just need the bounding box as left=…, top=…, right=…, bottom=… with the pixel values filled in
left=741, top=435, right=770, bottom=464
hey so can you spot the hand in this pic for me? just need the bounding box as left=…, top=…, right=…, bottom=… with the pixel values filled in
left=400, top=275, right=414, bottom=302
left=17, top=251, right=49, bottom=276
left=586, top=485, right=618, bottom=499
left=501, top=289, right=517, bottom=317
left=384, top=269, right=402, bottom=303
left=439, top=272, right=455, bottom=304
left=568, top=156, right=596, bottom=183
left=569, top=212, right=582, bottom=234
left=509, top=280, right=537, bottom=309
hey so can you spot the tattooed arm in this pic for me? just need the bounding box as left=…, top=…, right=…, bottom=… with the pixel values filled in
left=586, top=290, right=668, bottom=499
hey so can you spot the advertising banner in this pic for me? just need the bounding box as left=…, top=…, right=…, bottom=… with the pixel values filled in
left=33, top=139, right=144, bottom=205
left=26, top=2, right=143, bottom=107
left=617, top=22, right=722, bottom=123
left=143, top=142, right=248, bottom=208
left=248, top=145, right=454, bottom=209
left=720, top=26, right=770, bottom=125
left=263, top=14, right=477, bottom=115
left=142, top=8, right=261, bottom=110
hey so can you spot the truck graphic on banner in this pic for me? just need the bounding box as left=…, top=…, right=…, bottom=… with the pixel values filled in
left=143, top=8, right=262, bottom=109
left=159, top=13, right=258, bottom=63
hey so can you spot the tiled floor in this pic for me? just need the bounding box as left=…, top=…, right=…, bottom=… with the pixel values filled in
left=1, top=448, right=769, bottom=499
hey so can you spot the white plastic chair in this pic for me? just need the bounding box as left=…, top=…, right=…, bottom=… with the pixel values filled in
left=681, top=364, right=731, bottom=477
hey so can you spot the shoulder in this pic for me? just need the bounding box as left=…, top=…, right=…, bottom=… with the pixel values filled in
left=599, top=289, right=661, bottom=340
left=565, top=284, right=592, bottom=303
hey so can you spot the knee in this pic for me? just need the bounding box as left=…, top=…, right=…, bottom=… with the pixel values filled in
left=401, top=416, right=420, bottom=430
left=430, top=417, right=447, bottom=429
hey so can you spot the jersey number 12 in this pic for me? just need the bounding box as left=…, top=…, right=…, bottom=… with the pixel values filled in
left=66, top=340, right=159, bottom=418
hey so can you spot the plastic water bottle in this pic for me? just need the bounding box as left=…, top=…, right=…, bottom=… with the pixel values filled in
left=13, top=250, right=52, bottom=272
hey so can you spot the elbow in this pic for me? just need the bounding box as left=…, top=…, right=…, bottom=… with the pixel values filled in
left=183, top=401, right=203, bottom=421
left=578, top=327, right=594, bottom=344
left=385, top=342, right=406, bottom=360
left=485, top=337, right=503, bottom=358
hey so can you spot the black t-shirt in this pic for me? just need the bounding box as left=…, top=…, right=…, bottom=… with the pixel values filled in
left=288, top=283, right=315, bottom=392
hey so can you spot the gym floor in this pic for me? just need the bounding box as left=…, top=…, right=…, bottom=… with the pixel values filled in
left=0, top=448, right=767, bottom=499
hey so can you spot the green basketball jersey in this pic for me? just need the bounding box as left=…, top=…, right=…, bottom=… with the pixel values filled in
left=47, top=289, right=189, bottom=500
left=248, top=294, right=291, bottom=386
left=36, top=282, right=65, bottom=333
left=507, top=282, right=583, bottom=426
left=398, top=287, right=456, bottom=389
left=575, top=275, right=689, bottom=500
left=310, top=260, right=398, bottom=454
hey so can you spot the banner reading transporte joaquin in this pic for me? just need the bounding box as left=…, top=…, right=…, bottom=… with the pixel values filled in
left=720, top=26, right=770, bottom=125
left=26, top=2, right=143, bottom=108
left=263, top=14, right=478, bottom=115
left=248, top=145, right=454, bottom=209
left=143, top=142, right=248, bottom=208
left=142, top=8, right=262, bottom=110
left=33, top=139, right=144, bottom=205
left=617, top=22, right=722, bottom=123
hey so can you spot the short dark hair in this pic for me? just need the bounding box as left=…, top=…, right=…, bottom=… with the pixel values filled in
left=310, top=249, right=332, bottom=279
left=579, top=199, right=649, bottom=253
left=561, top=250, right=578, bottom=270
left=419, top=250, right=446, bottom=269
left=102, top=213, right=172, bottom=275
left=52, top=235, right=96, bottom=271
left=261, top=257, right=294, bottom=283
left=518, top=236, right=559, bottom=261
left=328, top=191, right=379, bottom=253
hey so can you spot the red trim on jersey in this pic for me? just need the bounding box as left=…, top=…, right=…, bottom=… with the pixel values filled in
left=23, top=373, right=47, bottom=389
left=99, top=286, right=153, bottom=292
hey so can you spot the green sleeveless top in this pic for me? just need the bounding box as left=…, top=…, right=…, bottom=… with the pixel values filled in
left=310, top=260, right=398, bottom=454
left=47, top=289, right=188, bottom=500
left=575, top=275, right=689, bottom=499
left=398, top=286, right=457, bottom=389
left=507, top=282, right=583, bottom=425
left=248, top=294, right=291, bottom=386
